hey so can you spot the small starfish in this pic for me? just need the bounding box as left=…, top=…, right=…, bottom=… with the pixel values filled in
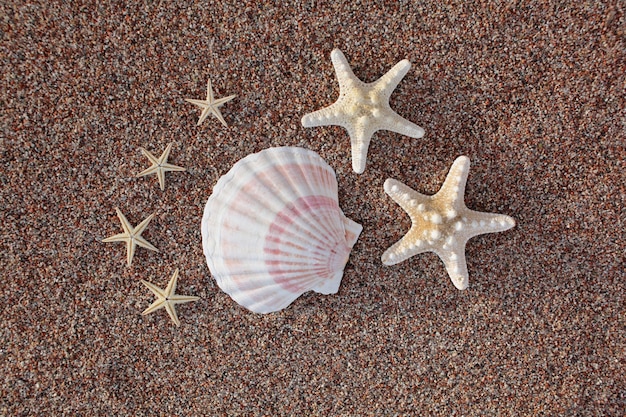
left=381, top=156, right=515, bottom=290
left=185, top=78, right=236, bottom=127
left=136, top=143, right=186, bottom=191
left=141, top=269, right=200, bottom=326
left=301, top=49, right=425, bottom=174
left=102, top=208, right=158, bottom=266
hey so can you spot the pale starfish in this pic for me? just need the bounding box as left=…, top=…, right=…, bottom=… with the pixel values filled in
left=301, top=49, right=425, bottom=174
left=136, top=143, right=186, bottom=191
left=102, top=208, right=158, bottom=266
left=381, top=156, right=515, bottom=290
left=141, top=269, right=200, bottom=326
left=185, top=78, right=236, bottom=127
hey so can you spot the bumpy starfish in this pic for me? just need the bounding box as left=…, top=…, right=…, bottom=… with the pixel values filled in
left=301, top=49, right=424, bottom=174
left=185, top=78, right=236, bottom=127
left=136, top=143, right=186, bottom=191
left=381, top=156, right=515, bottom=290
left=141, top=269, right=200, bottom=326
left=102, top=208, right=158, bottom=266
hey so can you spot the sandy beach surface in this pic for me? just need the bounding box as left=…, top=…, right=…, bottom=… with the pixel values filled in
left=2, top=1, right=624, bottom=415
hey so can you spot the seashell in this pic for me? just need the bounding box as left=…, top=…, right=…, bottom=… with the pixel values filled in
left=201, top=147, right=363, bottom=314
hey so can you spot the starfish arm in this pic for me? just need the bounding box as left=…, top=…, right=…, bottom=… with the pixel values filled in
left=350, top=128, right=373, bottom=174
left=349, top=114, right=383, bottom=174
left=141, top=279, right=165, bottom=298
left=134, top=235, right=158, bottom=252
left=136, top=165, right=159, bottom=178
left=463, top=210, right=516, bottom=240
left=142, top=299, right=167, bottom=316
left=383, top=178, right=430, bottom=218
left=436, top=246, right=469, bottom=290
left=206, top=79, right=214, bottom=102
left=381, top=233, right=432, bottom=265
left=140, top=148, right=160, bottom=165
left=301, top=103, right=346, bottom=128
left=210, top=106, right=229, bottom=127
left=212, top=94, right=236, bottom=107
left=156, top=169, right=166, bottom=191
left=169, top=294, right=201, bottom=304
left=126, top=240, right=137, bottom=266
left=330, top=49, right=360, bottom=92
left=437, top=156, right=470, bottom=206
left=133, top=213, right=155, bottom=236
left=158, top=143, right=173, bottom=164
left=374, top=59, right=411, bottom=100
left=378, top=110, right=425, bottom=139
left=115, top=208, right=133, bottom=235
left=184, top=98, right=209, bottom=108
left=101, top=233, right=130, bottom=243
left=164, top=303, right=181, bottom=326
left=159, top=162, right=186, bottom=172
left=165, top=269, right=179, bottom=296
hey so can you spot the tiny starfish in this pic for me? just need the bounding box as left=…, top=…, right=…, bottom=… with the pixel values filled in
left=381, top=156, right=515, bottom=290
left=185, top=78, right=236, bottom=127
left=102, top=208, right=158, bottom=266
left=301, top=49, right=424, bottom=174
left=141, top=269, right=200, bottom=326
left=136, top=143, right=186, bottom=191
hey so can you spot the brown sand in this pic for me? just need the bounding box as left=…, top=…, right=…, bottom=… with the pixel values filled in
left=1, top=1, right=624, bottom=415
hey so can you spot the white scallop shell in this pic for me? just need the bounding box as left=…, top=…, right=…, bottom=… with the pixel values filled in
left=201, top=147, right=363, bottom=314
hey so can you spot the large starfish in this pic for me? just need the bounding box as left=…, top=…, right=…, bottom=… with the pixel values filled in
left=381, top=156, right=515, bottom=290
left=185, top=78, right=236, bottom=127
left=301, top=49, right=424, bottom=174
left=136, top=143, right=185, bottom=191
left=141, top=269, right=200, bottom=326
left=102, top=208, right=158, bottom=266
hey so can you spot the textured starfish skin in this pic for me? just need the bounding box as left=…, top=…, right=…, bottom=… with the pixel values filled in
left=185, top=78, right=236, bottom=127
left=382, top=156, right=515, bottom=290
left=136, top=143, right=185, bottom=191
left=141, top=269, right=199, bottom=326
left=102, top=208, right=158, bottom=266
left=302, top=49, right=424, bottom=174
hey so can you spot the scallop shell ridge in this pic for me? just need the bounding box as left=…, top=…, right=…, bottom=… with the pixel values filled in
left=202, top=147, right=362, bottom=313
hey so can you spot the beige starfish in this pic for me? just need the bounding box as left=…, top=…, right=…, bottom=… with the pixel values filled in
left=382, top=156, right=515, bottom=290
left=185, top=78, right=236, bottom=127
left=102, top=208, right=158, bottom=266
left=136, top=143, right=186, bottom=191
left=302, top=49, right=424, bottom=174
left=141, top=269, right=200, bottom=326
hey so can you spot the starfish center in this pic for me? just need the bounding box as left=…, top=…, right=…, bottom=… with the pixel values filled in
left=388, top=184, right=463, bottom=252
left=344, top=87, right=382, bottom=119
